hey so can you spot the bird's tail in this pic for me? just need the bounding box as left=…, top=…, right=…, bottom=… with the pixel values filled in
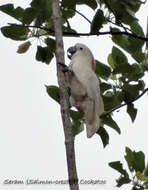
left=84, top=100, right=100, bottom=138
left=86, top=113, right=100, bottom=138
left=85, top=96, right=104, bottom=138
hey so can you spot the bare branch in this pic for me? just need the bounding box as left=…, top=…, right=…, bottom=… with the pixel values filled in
left=108, top=88, right=148, bottom=114
left=72, top=9, right=92, bottom=24
left=51, top=1, right=79, bottom=190
left=8, top=23, right=148, bottom=41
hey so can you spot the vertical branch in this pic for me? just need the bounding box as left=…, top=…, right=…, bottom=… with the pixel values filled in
left=51, top=1, right=79, bottom=190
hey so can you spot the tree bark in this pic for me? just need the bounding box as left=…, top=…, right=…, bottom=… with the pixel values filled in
left=51, top=1, right=79, bottom=190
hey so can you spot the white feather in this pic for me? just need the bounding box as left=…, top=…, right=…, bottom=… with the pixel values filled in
left=68, top=43, right=104, bottom=137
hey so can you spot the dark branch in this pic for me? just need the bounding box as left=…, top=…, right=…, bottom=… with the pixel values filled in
left=109, top=88, right=148, bottom=114
left=8, top=23, right=148, bottom=41
left=60, top=5, right=91, bottom=24
left=72, top=9, right=91, bottom=24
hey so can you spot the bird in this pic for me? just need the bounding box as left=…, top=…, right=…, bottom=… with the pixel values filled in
left=67, top=43, right=104, bottom=138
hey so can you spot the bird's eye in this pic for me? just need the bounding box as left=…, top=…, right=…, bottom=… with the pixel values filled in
left=80, top=47, right=83, bottom=50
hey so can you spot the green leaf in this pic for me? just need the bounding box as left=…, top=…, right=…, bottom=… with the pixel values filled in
left=125, top=147, right=145, bottom=173
left=100, top=0, right=143, bottom=25
left=31, top=0, right=51, bottom=12
left=112, top=28, right=132, bottom=53
left=127, top=63, right=144, bottom=82
left=61, top=7, right=76, bottom=21
left=70, top=110, right=84, bottom=121
left=45, top=85, right=60, bottom=103
left=103, top=91, right=123, bottom=111
left=61, top=0, right=97, bottom=10
left=70, top=110, right=84, bottom=137
left=22, top=8, right=37, bottom=24
left=101, top=114, right=121, bottom=134
left=109, top=161, right=128, bottom=176
left=111, top=26, right=145, bottom=63
left=70, top=110, right=84, bottom=136
left=132, top=51, right=145, bottom=63
left=122, top=83, right=140, bottom=102
left=127, top=103, right=137, bottom=122
left=138, top=80, right=145, bottom=91
left=100, top=82, right=112, bottom=93
left=31, top=0, right=44, bottom=9
left=72, top=120, right=84, bottom=136
left=132, top=187, right=139, bottom=190
left=36, top=46, right=54, bottom=64
left=122, top=0, right=142, bottom=13
left=125, top=147, right=136, bottom=172
left=0, top=4, right=24, bottom=21
left=111, top=46, right=132, bottom=75
left=108, top=54, right=115, bottom=69
left=133, top=151, right=145, bottom=172
left=95, top=60, right=111, bottom=80
left=131, top=21, right=145, bottom=36
left=90, top=9, right=105, bottom=33
left=116, top=175, right=131, bottom=187
left=1, top=25, right=29, bottom=41
left=61, top=0, right=76, bottom=9
left=109, top=161, right=131, bottom=187
left=122, top=8, right=138, bottom=25
left=96, top=127, right=109, bottom=148
left=31, top=0, right=52, bottom=26
left=112, top=46, right=128, bottom=64
left=45, top=38, right=56, bottom=52
left=141, top=59, right=148, bottom=72
left=128, top=21, right=145, bottom=53
left=144, top=163, right=148, bottom=177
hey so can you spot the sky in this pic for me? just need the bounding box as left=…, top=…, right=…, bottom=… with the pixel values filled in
left=0, top=1, right=148, bottom=190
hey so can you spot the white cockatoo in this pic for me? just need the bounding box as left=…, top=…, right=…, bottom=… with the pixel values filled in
left=67, top=43, right=104, bottom=138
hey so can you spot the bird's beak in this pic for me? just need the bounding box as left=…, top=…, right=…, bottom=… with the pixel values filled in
left=67, top=46, right=77, bottom=60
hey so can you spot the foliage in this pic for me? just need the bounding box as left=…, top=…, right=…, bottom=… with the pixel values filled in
left=1, top=25, right=29, bottom=41
left=0, top=0, right=148, bottom=168
left=0, top=0, right=147, bottom=146
left=109, top=147, right=148, bottom=189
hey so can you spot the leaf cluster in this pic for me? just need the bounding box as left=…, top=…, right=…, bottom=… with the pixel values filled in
left=109, top=147, right=148, bottom=189
left=99, top=0, right=143, bottom=25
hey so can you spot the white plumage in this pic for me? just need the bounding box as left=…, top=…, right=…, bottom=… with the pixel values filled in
left=67, top=43, right=104, bottom=138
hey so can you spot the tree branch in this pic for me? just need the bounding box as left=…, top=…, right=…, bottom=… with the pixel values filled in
left=72, top=9, right=91, bottom=24
left=109, top=88, right=148, bottom=114
left=51, top=1, right=79, bottom=190
left=7, top=23, right=148, bottom=41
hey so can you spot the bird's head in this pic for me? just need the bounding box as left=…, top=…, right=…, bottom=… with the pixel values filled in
left=67, top=43, right=95, bottom=70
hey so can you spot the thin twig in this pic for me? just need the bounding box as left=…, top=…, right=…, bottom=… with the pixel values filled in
left=108, top=88, right=148, bottom=114
left=72, top=9, right=92, bottom=24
